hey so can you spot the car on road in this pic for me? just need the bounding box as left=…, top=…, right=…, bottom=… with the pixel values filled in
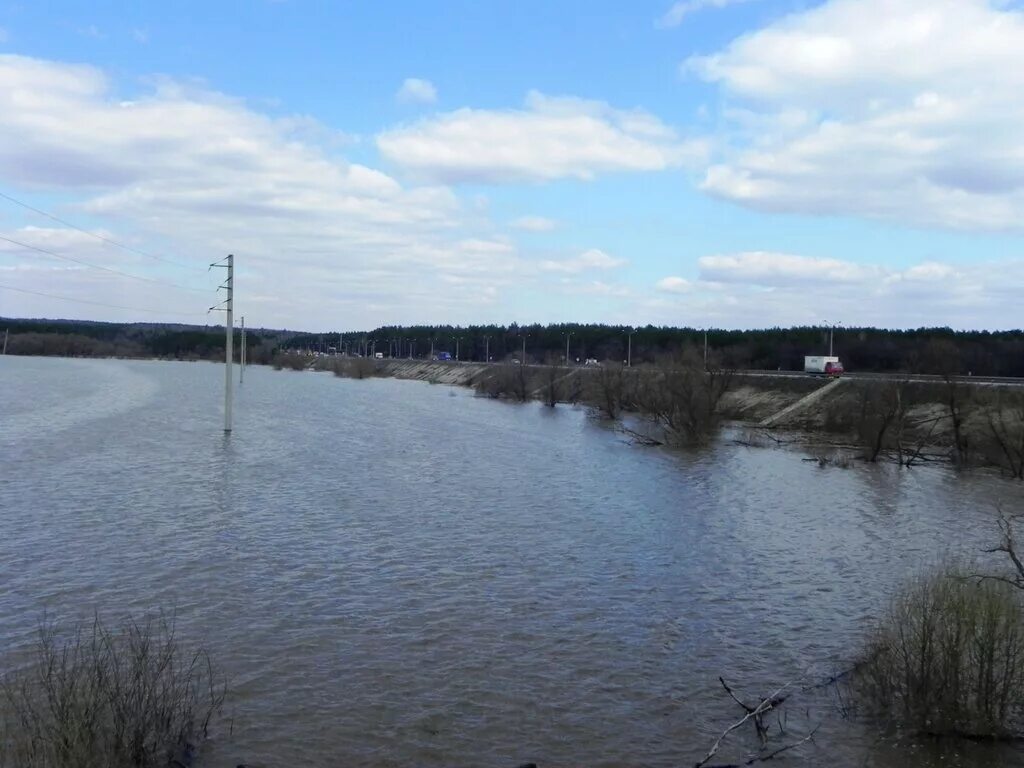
left=804, top=356, right=843, bottom=376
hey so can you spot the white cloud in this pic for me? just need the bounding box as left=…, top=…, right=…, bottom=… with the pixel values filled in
left=0, top=54, right=533, bottom=327
left=572, top=280, right=633, bottom=297
left=689, top=0, right=1024, bottom=231
left=658, top=0, right=752, bottom=28
left=395, top=77, right=437, bottom=105
left=0, top=27, right=8, bottom=43
left=510, top=215, right=557, bottom=232
left=539, top=248, right=626, bottom=274
left=132, top=28, right=149, bottom=44
left=698, top=251, right=874, bottom=285
left=643, top=250, right=1022, bottom=330
left=656, top=276, right=691, bottom=293
left=377, top=90, right=707, bottom=183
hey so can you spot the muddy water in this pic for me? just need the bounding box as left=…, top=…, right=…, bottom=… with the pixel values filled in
left=2, top=356, right=1023, bottom=767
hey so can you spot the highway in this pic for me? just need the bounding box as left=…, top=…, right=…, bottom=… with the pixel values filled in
left=381, top=357, right=1024, bottom=388
left=732, top=369, right=1024, bottom=387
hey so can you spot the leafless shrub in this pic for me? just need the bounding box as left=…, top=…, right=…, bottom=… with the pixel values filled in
left=330, top=357, right=377, bottom=380
left=475, top=364, right=530, bottom=401
left=271, top=352, right=308, bottom=371
left=632, top=350, right=733, bottom=445
left=0, top=615, right=226, bottom=768
left=858, top=564, right=1024, bottom=738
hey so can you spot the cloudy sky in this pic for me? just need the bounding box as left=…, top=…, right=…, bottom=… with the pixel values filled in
left=1, top=0, right=1023, bottom=331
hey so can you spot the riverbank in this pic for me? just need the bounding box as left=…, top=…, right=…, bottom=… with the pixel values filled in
left=301, top=356, right=1024, bottom=476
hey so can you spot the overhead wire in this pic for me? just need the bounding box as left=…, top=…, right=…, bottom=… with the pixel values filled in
left=0, top=282, right=208, bottom=317
left=0, top=193, right=262, bottom=322
left=0, top=233, right=211, bottom=295
left=0, top=190, right=197, bottom=270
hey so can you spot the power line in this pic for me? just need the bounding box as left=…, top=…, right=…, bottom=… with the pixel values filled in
left=0, top=233, right=210, bottom=295
left=0, top=282, right=207, bottom=317
left=0, top=190, right=196, bottom=270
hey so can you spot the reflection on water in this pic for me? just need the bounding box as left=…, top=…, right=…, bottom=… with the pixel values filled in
left=2, top=356, right=1023, bottom=767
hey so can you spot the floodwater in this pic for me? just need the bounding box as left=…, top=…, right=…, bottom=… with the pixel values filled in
left=2, top=356, right=1024, bottom=768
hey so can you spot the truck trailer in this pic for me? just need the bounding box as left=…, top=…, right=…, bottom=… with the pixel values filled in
left=804, top=356, right=844, bottom=376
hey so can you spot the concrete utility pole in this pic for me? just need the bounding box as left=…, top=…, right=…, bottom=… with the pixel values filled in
left=209, top=254, right=234, bottom=433
left=240, top=316, right=246, bottom=384
left=521, top=334, right=526, bottom=364
left=704, top=329, right=708, bottom=369
left=565, top=332, right=572, bottom=366
left=484, top=335, right=490, bottom=363
left=627, top=329, right=633, bottom=367
left=2, top=328, right=7, bottom=355
left=456, top=337, right=461, bottom=361
left=430, top=338, right=434, bottom=359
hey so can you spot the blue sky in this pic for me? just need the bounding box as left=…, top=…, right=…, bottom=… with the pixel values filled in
left=1, top=0, right=1023, bottom=330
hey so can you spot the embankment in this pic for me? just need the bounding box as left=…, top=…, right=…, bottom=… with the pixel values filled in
left=303, top=356, right=1024, bottom=473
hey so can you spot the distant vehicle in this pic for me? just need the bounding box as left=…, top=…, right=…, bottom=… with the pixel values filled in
left=511, top=358, right=521, bottom=365
left=804, top=356, right=843, bottom=376
left=374, top=352, right=384, bottom=359
left=584, top=358, right=600, bottom=366
left=436, top=352, right=452, bottom=361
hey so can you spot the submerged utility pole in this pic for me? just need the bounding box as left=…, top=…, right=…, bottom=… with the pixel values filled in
left=240, top=315, right=246, bottom=384
left=210, top=254, right=234, bottom=433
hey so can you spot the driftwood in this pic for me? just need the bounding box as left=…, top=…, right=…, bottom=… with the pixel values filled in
left=965, top=508, right=1024, bottom=591
left=615, top=423, right=664, bottom=446
left=701, top=728, right=818, bottom=767
left=694, top=679, right=817, bottom=768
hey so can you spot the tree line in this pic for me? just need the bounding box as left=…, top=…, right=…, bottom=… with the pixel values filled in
left=286, top=323, right=1024, bottom=377
left=0, top=318, right=282, bottom=364
left=4, top=318, right=1024, bottom=376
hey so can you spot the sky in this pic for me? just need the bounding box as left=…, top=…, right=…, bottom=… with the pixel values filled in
left=1, top=0, right=1023, bottom=331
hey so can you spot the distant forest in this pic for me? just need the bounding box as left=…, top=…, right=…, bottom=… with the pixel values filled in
left=4, top=317, right=1024, bottom=377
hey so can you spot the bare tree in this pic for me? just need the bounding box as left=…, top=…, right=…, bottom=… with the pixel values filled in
left=634, top=349, right=733, bottom=446
left=855, top=380, right=908, bottom=462
left=920, top=339, right=972, bottom=464
left=983, top=394, right=1024, bottom=479
left=588, top=362, right=629, bottom=420
left=540, top=355, right=565, bottom=407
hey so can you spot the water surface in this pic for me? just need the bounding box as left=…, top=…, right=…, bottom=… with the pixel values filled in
left=2, top=356, right=1023, bottom=767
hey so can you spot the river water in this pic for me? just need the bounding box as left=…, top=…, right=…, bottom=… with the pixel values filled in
left=2, top=356, right=1024, bottom=767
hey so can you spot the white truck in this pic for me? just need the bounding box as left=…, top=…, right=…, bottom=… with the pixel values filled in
left=804, top=356, right=844, bottom=376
